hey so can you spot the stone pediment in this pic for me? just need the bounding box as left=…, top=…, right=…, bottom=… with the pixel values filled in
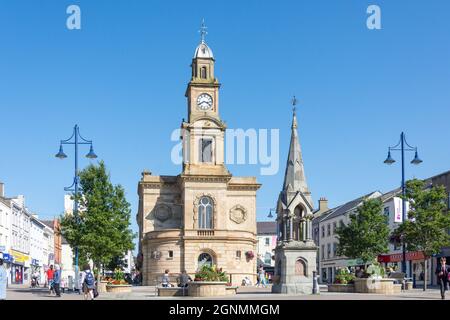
left=188, top=116, right=225, bottom=129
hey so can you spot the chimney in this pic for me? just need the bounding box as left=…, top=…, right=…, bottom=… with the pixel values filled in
left=0, top=182, right=4, bottom=197
left=318, top=197, right=329, bottom=213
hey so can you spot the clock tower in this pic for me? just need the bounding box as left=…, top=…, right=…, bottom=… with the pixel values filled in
left=137, top=21, right=260, bottom=287
left=181, top=20, right=229, bottom=176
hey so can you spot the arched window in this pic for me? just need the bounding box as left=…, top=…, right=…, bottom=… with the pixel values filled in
left=199, top=138, right=213, bottom=163
left=295, top=259, right=307, bottom=276
left=198, top=197, right=213, bottom=229
left=200, top=66, right=207, bottom=79
left=198, top=253, right=213, bottom=269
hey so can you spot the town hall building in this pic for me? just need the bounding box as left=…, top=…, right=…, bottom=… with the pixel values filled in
left=136, top=25, right=261, bottom=286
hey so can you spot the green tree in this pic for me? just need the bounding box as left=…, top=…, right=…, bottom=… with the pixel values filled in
left=106, top=255, right=128, bottom=273
left=60, top=161, right=135, bottom=281
left=336, top=198, right=390, bottom=266
left=392, top=179, right=450, bottom=291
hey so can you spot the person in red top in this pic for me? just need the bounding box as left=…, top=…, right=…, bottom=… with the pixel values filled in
left=46, top=265, right=54, bottom=295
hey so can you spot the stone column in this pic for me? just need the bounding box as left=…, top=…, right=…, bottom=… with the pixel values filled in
left=283, top=217, right=287, bottom=241
left=306, top=218, right=312, bottom=240
left=301, top=220, right=307, bottom=241
left=276, top=219, right=280, bottom=241
left=289, top=216, right=293, bottom=241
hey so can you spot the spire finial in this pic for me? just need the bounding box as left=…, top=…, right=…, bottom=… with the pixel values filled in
left=291, top=95, right=298, bottom=114
left=199, top=18, right=208, bottom=43
left=291, top=96, right=298, bottom=129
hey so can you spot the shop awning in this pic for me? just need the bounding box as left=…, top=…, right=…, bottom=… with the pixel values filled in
left=378, top=251, right=425, bottom=263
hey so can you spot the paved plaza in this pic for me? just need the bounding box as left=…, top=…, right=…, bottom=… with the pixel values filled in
left=4, top=284, right=447, bottom=300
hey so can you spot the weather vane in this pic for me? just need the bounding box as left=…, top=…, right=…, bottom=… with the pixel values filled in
left=291, top=95, right=298, bottom=113
left=199, top=18, right=208, bottom=43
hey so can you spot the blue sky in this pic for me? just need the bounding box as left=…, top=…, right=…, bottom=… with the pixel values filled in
left=1, top=1, right=449, bottom=250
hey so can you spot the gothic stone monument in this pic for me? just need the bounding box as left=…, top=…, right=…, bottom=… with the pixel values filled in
left=272, top=100, right=318, bottom=295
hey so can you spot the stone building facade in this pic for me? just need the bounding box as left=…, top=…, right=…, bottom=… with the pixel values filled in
left=137, top=32, right=260, bottom=286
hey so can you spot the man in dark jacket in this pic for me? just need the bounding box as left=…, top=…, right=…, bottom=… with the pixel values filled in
left=435, top=257, right=450, bottom=299
left=178, top=270, right=192, bottom=288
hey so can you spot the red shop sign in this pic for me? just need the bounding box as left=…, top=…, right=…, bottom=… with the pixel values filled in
left=378, top=251, right=425, bottom=263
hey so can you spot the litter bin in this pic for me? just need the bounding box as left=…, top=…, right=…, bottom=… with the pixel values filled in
left=68, top=276, right=74, bottom=291
left=406, top=281, right=413, bottom=290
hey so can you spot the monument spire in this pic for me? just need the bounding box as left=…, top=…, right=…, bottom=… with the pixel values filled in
left=282, top=97, right=311, bottom=206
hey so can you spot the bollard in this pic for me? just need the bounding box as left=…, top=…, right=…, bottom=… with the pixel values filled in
left=312, top=271, right=319, bottom=294
left=413, top=274, right=416, bottom=289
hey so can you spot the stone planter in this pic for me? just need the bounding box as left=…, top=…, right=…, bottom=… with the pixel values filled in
left=353, top=278, right=399, bottom=294
left=97, top=281, right=108, bottom=293
left=225, top=286, right=238, bottom=295
left=328, top=284, right=355, bottom=293
left=106, top=284, right=132, bottom=293
left=188, top=281, right=228, bottom=297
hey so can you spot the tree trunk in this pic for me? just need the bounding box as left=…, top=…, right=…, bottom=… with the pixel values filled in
left=423, top=258, right=427, bottom=291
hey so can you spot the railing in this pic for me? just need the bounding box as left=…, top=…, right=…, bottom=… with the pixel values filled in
left=197, top=230, right=215, bottom=237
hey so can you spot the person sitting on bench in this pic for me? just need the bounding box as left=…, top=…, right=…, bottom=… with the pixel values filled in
left=161, top=269, right=173, bottom=288
left=177, top=270, right=192, bottom=288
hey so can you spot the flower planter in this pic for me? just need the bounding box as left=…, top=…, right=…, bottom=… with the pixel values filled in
left=106, top=284, right=132, bottom=293
left=328, top=284, right=355, bottom=293
left=97, top=281, right=108, bottom=293
left=188, top=281, right=228, bottom=297
left=353, top=278, right=399, bottom=294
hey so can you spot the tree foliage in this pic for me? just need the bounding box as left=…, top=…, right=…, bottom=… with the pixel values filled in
left=336, top=198, right=390, bottom=263
left=59, top=161, right=135, bottom=271
left=393, top=179, right=450, bottom=258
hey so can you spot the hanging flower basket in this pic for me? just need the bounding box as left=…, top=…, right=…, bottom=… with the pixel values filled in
left=245, top=251, right=255, bottom=260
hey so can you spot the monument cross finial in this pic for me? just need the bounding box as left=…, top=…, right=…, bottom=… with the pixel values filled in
left=199, top=18, right=208, bottom=43
left=291, top=95, right=298, bottom=114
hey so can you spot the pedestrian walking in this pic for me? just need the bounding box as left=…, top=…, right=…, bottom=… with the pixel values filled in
left=46, top=265, right=55, bottom=294
left=0, top=258, right=7, bottom=300
left=435, top=257, right=450, bottom=299
left=257, top=265, right=267, bottom=288
left=53, top=265, right=62, bottom=297
left=80, top=264, right=96, bottom=300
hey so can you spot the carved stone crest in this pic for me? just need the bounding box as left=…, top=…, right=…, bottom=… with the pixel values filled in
left=154, top=204, right=172, bottom=222
left=229, top=205, right=247, bottom=224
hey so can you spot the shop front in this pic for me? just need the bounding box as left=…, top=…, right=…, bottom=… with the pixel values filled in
left=378, top=251, right=432, bottom=286
left=10, top=250, right=30, bottom=285
left=31, top=259, right=42, bottom=284
left=0, top=249, right=12, bottom=285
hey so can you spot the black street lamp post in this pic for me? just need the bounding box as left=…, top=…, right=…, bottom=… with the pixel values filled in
left=384, top=131, right=422, bottom=277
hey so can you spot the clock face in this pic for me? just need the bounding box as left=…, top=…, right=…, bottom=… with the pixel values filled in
left=197, top=93, right=213, bottom=111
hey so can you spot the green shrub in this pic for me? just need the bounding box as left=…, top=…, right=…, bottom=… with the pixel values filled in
left=334, top=268, right=355, bottom=284
left=194, top=265, right=229, bottom=282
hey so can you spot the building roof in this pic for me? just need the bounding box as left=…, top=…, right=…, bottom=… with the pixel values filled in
left=257, top=221, right=277, bottom=235
left=194, top=41, right=214, bottom=59
left=41, top=220, right=54, bottom=229
left=318, top=191, right=381, bottom=223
